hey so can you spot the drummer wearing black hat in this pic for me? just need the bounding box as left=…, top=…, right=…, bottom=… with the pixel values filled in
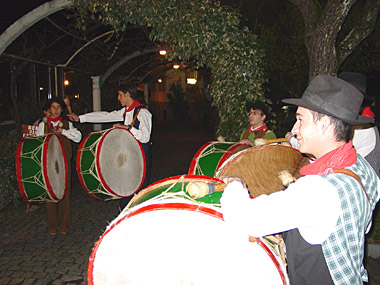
left=239, top=101, right=276, bottom=146
left=221, top=75, right=380, bottom=284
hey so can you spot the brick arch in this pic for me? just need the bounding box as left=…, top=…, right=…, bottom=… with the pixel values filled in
left=0, top=0, right=72, bottom=55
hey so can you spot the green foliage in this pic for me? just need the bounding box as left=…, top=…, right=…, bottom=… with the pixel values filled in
left=367, top=205, right=380, bottom=243
left=0, top=129, right=23, bottom=205
left=72, top=0, right=266, bottom=140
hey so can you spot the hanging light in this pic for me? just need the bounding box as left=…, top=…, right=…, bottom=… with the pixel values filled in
left=158, top=78, right=163, bottom=83
left=159, top=50, right=167, bottom=56
left=186, top=70, right=197, bottom=85
left=173, top=64, right=180, bottom=69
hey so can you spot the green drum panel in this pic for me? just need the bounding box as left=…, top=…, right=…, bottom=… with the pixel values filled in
left=194, top=143, right=235, bottom=177
left=129, top=179, right=222, bottom=209
left=78, top=132, right=115, bottom=200
left=19, top=137, right=50, bottom=201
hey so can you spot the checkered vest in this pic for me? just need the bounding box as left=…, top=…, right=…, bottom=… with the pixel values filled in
left=321, top=155, right=378, bottom=284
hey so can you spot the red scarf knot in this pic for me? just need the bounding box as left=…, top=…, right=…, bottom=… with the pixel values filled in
left=47, top=116, right=63, bottom=128
left=300, top=141, right=357, bottom=176
left=249, top=123, right=268, bottom=133
left=123, top=100, right=143, bottom=116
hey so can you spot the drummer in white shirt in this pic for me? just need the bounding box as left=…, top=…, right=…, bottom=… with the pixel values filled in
left=36, top=97, right=82, bottom=235
left=68, top=84, right=152, bottom=211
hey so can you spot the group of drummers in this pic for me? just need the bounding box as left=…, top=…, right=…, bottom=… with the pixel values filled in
left=20, top=74, right=380, bottom=284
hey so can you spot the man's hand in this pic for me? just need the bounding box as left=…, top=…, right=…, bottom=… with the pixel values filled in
left=113, top=123, right=131, bottom=130
left=239, top=139, right=254, bottom=146
left=220, top=175, right=247, bottom=187
left=67, top=113, right=79, bottom=122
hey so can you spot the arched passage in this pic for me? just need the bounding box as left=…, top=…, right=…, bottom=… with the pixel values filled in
left=0, top=0, right=72, bottom=55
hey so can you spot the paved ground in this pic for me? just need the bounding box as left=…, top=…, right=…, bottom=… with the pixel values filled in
left=1, top=121, right=379, bottom=284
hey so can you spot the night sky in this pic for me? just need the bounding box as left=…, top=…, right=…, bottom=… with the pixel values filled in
left=0, top=0, right=49, bottom=34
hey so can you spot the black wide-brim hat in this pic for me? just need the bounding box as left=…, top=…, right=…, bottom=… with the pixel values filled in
left=282, top=75, right=373, bottom=126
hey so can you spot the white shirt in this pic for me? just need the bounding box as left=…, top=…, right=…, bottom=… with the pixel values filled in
left=36, top=120, right=82, bottom=143
left=79, top=107, right=152, bottom=143
left=221, top=177, right=342, bottom=245
left=352, top=127, right=377, bottom=158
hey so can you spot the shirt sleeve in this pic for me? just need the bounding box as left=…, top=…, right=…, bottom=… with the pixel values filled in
left=352, top=128, right=376, bottom=158
left=36, top=121, right=45, bottom=136
left=79, top=108, right=125, bottom=123
left=220, top=175, right=340, bottom=245
left=130, top=109, right=152, bottom=143
left=61, top=121, right=82, bottom=143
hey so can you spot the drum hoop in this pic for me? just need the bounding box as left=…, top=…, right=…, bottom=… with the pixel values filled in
left=146, top=174, right=224, bottom=190
left=42, top=134, right=68, bottom=202
left=88, top=201, right=286, bottom=285
left=88, top=202, right=224, bottom=285
left=16, top=138, right=29, bottom=202
left=251, top=237, right=287, bottom=285
left=95, top=127, right=146, bottom=197
left=76, top=132, right=104, bottom=200
left=188, top=141, right=237, bottom=174
left=215, top=143, right=246, bottom=171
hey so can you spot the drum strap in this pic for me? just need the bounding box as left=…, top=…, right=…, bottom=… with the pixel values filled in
left=129, top=108, right=141, bottom=128
left=333, top=169, right=370, bottom=202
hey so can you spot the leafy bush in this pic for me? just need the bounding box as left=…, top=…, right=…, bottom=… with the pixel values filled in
left=0, top=129, right=23, bottom=205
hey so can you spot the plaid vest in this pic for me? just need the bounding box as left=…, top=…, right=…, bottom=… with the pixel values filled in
left=321, top=155, right=378, bottom=284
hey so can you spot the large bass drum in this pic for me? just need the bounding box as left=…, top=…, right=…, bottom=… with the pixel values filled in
left=16, top=134, right=67, bottom=203
left=215, top=144, right=310, bottom=197
left=88, top=175, right=288, bottom=285
left=188, top=141, right=248, bottom=177
left=77, top=127, right=145, bottom=201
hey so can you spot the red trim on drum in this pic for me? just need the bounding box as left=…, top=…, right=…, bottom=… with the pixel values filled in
left=253, top=238, right=287, bottom=285
left=87, top=202, right=224, bottom=285
left=76, top=133, right=103, bottom=200
left=57, top=135, right=69, bottom=201
left=145, top=174, right=225, bottom=189
left=215, top=143, right=245, bottom=171
left=42, top=135, right=63, bottom=202
left=188, top=141, right=212, bottom=174
left=128, top=202, right=224, bottom=220
left=16, top=138, right=29, bottom=202
left=95, top=128, right=146, bottom=197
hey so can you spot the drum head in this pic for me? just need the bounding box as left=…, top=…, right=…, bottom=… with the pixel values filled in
left=89, top=204, right=287, bottom=284
left=45, top=135, right=67, bottom=200
left=216, top=145, right=310, bottom=197
left=97, top=128, right=145, bottom=197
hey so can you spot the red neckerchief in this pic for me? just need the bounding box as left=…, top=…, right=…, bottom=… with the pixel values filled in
left=47, top=116, right=63, bottom=128
left=249, top=123, right=268, bottom=133
left=300, top=141, right=357, bottom=176
left=123, top=100, right=143, bottom=115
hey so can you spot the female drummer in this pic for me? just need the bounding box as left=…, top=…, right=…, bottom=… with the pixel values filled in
left=37, top=98, right=82, bottom=235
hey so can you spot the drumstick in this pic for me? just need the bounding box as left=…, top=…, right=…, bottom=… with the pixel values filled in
left=254, top=137, right=289, bottom=146
left=186, top=182, right=226, bottom=199
left=64, top=97, right=73, bottom=114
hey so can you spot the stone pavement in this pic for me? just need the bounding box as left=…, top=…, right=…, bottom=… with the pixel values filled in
left=0, top=121, right=379, bottom=284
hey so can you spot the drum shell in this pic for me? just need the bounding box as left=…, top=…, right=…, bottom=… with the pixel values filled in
left=16, top=134, right=68, bottom=203
left=77, top=127, right=146, bottom=201
left=88, top=175, right=288, bottom=285
left=188, top=141, right=249, bottom=177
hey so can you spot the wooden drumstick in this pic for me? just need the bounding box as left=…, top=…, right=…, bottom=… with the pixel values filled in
left=64, top=97, right=73, bottom=114
left=186, top=182, right=226, bottom=199
left=254, top=137, right=289, bottom=146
